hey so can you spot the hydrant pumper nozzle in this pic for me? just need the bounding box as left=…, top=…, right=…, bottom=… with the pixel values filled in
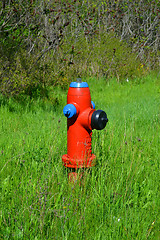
left=62, top=79, right=108, bottom=169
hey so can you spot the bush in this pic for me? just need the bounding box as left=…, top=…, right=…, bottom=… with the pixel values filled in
left=1, top=32, right=150, bottom=98
left=0, top=0, right=159, bottom=98
left=46, top=32, right=146, bottom=82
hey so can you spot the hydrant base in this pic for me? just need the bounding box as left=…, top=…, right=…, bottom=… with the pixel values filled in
left=62, top=154, right=96, bottom=169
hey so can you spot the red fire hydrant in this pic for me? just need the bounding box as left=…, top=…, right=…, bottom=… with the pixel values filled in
left=62, top=78, right=108, bottom=181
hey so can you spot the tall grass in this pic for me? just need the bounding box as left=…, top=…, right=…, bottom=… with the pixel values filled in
left=0, top=75, right=160, bottom=239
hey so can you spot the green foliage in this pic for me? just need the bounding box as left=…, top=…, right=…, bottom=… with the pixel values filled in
left=47, top=33, right=146, bottom=82
left=90, top=33, right=142, bottom=80
left=0, top=32, right=153, bottom=97
left=0, top=51, right=55, bottom=99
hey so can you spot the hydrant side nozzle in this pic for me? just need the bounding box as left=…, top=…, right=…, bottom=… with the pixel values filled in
left=91, top=110, right=108, bottom=130
left=63, top=104, right=77, bottom=118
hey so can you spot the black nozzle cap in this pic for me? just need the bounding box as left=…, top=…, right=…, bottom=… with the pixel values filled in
left=91, top=110, right=108, bottom=130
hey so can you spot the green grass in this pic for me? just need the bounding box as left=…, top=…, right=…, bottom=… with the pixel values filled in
left=0, top=75, right=160, bottom=239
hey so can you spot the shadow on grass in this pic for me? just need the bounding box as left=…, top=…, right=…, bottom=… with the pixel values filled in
left=0, top=87, right=65, bottom=113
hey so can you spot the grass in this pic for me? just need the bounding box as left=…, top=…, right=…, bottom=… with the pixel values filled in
left=0, top=74, right=160, bottom=239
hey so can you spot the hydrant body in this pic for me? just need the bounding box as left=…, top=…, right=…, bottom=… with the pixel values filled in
left=62, top=80, right=108, bottom=169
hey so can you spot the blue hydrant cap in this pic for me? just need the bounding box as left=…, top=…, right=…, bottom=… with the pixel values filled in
left=70, top=82, right=89, bottom=88
left=63, top=104, right=77, bottom=118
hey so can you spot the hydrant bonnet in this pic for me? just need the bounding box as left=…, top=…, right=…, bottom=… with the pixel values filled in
left=69, top=81, right=89, bottom=88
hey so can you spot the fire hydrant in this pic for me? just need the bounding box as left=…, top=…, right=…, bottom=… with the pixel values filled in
left=62, top=78, right=108, bottom=181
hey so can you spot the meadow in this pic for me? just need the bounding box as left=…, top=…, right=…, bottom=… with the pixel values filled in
left=0, top=75, right=160, bottom=239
